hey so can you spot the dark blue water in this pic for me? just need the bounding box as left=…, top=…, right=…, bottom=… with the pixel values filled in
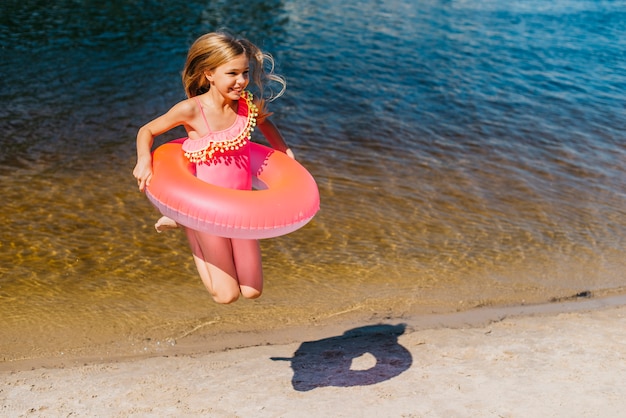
left=1, top=0, right=625, bottom=364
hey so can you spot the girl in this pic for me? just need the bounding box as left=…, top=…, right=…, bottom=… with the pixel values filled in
left=133, top=32, right=293, bottom=304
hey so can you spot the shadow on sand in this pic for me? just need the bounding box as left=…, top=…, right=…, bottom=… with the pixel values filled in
left=271, top=323, right=412, bottom=392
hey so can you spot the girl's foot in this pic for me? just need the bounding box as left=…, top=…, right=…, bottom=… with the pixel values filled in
left=155, top=216, right=179, bottom=233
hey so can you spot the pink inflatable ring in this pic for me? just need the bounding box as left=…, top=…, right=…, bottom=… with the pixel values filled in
left=145, top=140, right=320, bottom=239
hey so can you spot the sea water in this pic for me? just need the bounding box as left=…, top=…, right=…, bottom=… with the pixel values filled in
left=1, top=0, right=625, bottom=362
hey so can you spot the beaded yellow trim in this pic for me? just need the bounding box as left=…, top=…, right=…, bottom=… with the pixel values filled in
left=184, top=91, right=259, bottom=163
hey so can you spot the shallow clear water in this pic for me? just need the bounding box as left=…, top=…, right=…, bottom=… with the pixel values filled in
left=1, top=0, right=625, bottom=362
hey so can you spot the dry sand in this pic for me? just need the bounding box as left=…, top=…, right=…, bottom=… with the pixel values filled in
left=2, top=296, right=626, bottom=417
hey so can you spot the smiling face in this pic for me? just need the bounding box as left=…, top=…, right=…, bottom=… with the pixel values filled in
left=205, top=54, right=250, bottom=102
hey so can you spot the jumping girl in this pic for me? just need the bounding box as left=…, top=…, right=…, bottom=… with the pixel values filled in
left=133, top=32, right=293, bottom=304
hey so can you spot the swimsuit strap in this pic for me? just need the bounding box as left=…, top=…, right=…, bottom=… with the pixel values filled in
left=194, top=97, right=212, bottom=133
left=183, top=92, right=259, bottom=163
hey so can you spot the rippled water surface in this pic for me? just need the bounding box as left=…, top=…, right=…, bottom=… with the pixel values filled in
left=1, top=0, right=625, bottom=363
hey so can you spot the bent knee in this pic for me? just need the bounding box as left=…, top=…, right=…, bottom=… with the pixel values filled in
left=211, top=290, right=240, bottom=304
left=240, top=286, right=262, bottom=300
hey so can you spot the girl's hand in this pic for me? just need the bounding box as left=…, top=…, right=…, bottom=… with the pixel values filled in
left=133, top=156, right=153, bottom=192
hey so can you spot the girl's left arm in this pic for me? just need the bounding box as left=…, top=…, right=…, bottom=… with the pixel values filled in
left=257, top=119, right=295, bottom=159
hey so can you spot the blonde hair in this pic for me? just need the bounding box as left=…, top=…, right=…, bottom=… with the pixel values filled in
left=182, top=32, right=286, bottom=103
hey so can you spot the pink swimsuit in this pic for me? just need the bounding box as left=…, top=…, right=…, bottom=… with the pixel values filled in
left=181, top=92, right=258, bottom=190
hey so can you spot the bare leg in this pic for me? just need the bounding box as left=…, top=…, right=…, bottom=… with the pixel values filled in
left=185, top=228, right=263, bottom=304
left=155, top=216, right=179, bottom=233
left=231, top=238, right=263, bottom=299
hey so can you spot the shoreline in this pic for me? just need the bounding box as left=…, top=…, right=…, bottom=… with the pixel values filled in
left=3, top=292, right=626, bottom=373
left=2, top=294, right=626, bottom=416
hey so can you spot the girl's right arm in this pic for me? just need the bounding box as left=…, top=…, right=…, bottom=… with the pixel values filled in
left=133, top=100, right=195, bottom=191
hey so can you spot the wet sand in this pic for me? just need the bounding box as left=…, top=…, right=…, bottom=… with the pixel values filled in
left=2, top=295, right=626, bottom=417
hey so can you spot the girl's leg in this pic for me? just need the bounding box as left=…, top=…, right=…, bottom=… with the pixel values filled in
left=231, top=238, right=263, bottom=299
left=186, top=229, right=240, bottom=303
left=185, top=229, right=263, bottom=303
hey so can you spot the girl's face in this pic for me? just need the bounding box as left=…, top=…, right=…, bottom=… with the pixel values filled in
left=206, top=54, right=250, bottom=101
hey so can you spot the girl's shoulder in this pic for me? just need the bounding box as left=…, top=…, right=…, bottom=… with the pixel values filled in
left=165, top=97, right=199, bottom=120
left=171, top=97, right=197, bottom=113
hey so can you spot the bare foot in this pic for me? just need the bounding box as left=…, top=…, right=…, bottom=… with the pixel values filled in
left=155, top=216, right=179, bottom=233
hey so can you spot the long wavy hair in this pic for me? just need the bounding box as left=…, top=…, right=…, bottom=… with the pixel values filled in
left=182, top=32, right=286, bottom=113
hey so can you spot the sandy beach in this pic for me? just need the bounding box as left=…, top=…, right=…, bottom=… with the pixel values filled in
left=2, top=295, right=626, bottom=417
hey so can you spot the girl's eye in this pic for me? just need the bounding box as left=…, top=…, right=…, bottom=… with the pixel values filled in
left=226, top=70, right=249, bottom=77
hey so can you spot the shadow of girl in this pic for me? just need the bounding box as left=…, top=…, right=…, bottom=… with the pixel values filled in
left=271, top=323, right=412, bottom=392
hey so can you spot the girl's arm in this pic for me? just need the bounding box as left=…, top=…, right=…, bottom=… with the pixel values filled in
left=257, top=119, right=295, bottom=159
left=133, top=100, right=195, bottom=191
